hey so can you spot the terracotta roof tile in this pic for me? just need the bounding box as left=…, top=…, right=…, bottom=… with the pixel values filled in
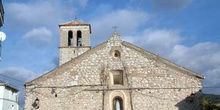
left=59, top=20, right=90, bottom=26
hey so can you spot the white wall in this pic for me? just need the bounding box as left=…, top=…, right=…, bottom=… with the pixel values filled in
left=0, top=86, right=4, bottom=110
left=0, top=85, right=19, bottom=110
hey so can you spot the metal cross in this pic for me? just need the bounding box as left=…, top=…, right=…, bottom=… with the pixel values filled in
left=74, top=17, right=77, bottom=20
left=112, top=26, right=118, bottom=32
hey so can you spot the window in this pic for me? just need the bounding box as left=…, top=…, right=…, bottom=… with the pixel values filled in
left=68, top=31, right=73, bottom=46
left=111, top=49, right=121, bottom=61
left=32, top=98, right=40, bottom=109
left=12, top=105, right=15, bottom=110
left=16, top=94, right=18, bottom=102
left=77, top=30, right=82, bottom=46
left=113, top=50, right=120, bottom=58
left=112, top=70, right=123, bottom=85
left=113, top=97, right=123, bottom=110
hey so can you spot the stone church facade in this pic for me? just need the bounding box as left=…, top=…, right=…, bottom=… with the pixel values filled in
left=24, top=20, right=204, bottom=110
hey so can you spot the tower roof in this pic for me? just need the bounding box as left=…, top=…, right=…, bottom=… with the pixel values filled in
left=59, top=20, right=90, bottom=27
left=59, top=20, right=91, bottom=33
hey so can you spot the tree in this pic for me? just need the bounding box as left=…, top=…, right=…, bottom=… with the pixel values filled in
left=203, top=98, right=220, bottom=110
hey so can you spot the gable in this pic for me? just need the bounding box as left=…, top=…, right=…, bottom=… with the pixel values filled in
left=26, top=32, right=203, bottom=87
left=25, top=41, right=107, bottom=86
left=122, top=41, right=204, bottom=79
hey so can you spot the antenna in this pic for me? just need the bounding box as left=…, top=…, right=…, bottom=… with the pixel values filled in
left=0, top=31, right=6, bottom=61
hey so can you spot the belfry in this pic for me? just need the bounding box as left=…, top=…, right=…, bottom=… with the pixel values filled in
left=59, top=20, right=91, bottom=65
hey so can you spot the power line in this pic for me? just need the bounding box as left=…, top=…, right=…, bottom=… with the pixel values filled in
left=203, top=87, right=220, bottom=88
left=0, top=74, right=25, bottom=83
left=0, top=70, right=215, bottom=91
left=29, top=84, right=220, bottom=89
left=29, top=85, right=219, bottom=92
left=0, top=74, right=25, bottom=90
left=9, top=83, right=25, bottom=90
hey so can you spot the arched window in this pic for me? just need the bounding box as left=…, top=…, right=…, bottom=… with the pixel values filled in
left=77, top=30, right=82, bottom=46
left=113, top=97, right=123, bottom=110
left=68, top=31, right=73, bottom=46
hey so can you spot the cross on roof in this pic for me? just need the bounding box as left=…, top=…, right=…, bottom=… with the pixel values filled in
left=112, top=26, right=118, bottom=32
left=74, top=16, right=77, bottom=20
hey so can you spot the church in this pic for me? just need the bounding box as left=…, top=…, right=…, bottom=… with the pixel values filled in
left=24, top=20, right=204, bottom=110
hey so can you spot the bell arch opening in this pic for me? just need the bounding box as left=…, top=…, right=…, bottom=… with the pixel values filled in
left=77, top=30, right=82, bottom=46
left=68, top=31, right=73, bottom=46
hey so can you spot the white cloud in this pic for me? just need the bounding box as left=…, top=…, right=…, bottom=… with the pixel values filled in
left=152, top=0, right=194, bottom=10
left=0, top=67, right=38, bottom=83
left=129, top=0, right=194, bottom=10
left=66, top=0, right=89, bottom=8
left=90, top=9, right=149, bottom=44
left=125, top=29, right=183, bottom=56
left=125, top=28, right=220, bottom=94
left=170, top=42, right=220, bottom=73
left=5, top=1, right=76, bottom=29
left=168, top=42, right=220, bottom=94
left=204, top=68, right=220, bottom=87
left=77, top=0, right=89, bottom=7
left=22, top=27, right=52, bottom=48
left=200, top=68, right=220, bottom=94
left=0, top=67, right=39, bottom=106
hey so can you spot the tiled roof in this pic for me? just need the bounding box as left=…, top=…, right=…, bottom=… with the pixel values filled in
left=0, top=80, right=19, bottom=92
left=59, top=20, right=90, bottom=26
left=0, top=79, right=6, bottom=84
left=59, top=20, right=91, bottom=33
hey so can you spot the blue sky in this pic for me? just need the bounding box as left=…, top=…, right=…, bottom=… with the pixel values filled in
left=0, top=0, right=220, bottom=106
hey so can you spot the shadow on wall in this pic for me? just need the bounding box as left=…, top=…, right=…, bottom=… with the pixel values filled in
left=175, top=90, right=203, bottom=110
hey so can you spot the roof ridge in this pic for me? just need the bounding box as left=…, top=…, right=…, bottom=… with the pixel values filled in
left=122, top=41, right=204, bottom=79
left=59, top=20, right=90, bottom=26
left=25, top=41, right=108, bottom=85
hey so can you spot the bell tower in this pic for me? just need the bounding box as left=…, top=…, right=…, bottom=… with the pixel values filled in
left=59, top=20, right=91, bottom=65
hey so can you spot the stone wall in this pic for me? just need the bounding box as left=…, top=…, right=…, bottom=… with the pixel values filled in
left=59, top=47, right=90, bottom=65
left=59, top=25, right=91, bottom=65
left=25, top=33, right=202, bottom=110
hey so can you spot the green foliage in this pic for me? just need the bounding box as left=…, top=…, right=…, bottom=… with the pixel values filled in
left=203, top=98, right=220, bottom=110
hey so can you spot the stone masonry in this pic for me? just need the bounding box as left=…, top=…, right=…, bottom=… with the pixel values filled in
left=59, top=20, right=91, bottom=65
left=24, top=20, right=204, bottom=110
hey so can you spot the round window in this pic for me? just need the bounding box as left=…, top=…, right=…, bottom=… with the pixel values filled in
left=113, top=50, right=120, bottom=58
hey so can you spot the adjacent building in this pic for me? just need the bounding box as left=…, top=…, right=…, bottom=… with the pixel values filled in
left=0, top=80, right=19, bottom=110
left=0, top=0, right=4, bottom=27
left=25, top=20, right=204, bottom=110
left=0, top=0, right=4, bottom=61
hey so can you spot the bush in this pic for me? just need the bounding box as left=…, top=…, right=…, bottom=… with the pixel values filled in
left=203, top=98, right=220, bottom=110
